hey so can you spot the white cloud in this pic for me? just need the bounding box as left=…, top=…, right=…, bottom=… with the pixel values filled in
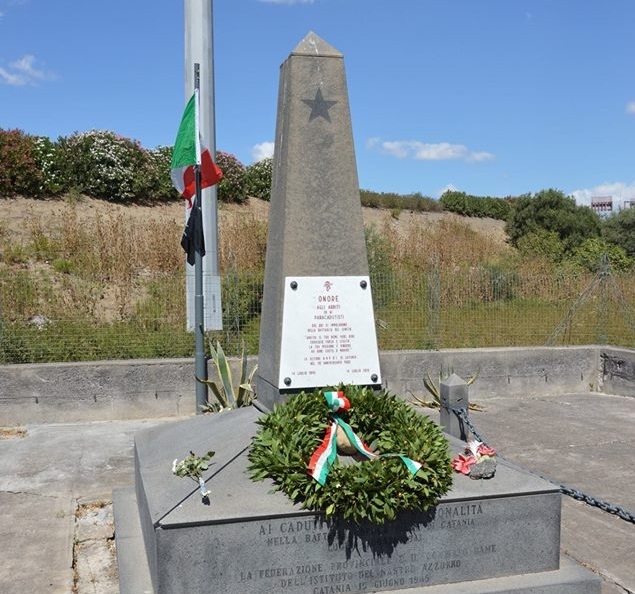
left=368, top=138, right=495, bottom=163
left=366, top=137, right=381, bottom=150
left=0, top=54, right=56, bottom=86
left=626, top=101, right=635, bottom=115
left=466, top=151, right=495, bottom=163
left=0, top=0, right=29, bottom=21
left=570, top=182, right=635, bottom=208
left=436, top=183, right=459, bottom=198
left=0, top=66, right=24, bottom=85
left=251, top=141, right=275, bottom=162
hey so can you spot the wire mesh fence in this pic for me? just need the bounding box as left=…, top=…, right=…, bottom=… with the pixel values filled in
left=2, top=266, right=635, bottom=364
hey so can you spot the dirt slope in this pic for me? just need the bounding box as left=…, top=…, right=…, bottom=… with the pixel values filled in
left=0, top=196, right=508, bottom=247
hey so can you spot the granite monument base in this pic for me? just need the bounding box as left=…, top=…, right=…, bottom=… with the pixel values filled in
left=114, top=407, right=600, bottom=594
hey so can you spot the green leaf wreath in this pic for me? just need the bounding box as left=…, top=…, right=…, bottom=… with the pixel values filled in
left=248, top=385, right=453, bottom=525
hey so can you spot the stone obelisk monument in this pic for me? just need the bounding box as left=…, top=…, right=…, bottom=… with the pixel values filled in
left=256, top=31, right=382, bottom=411
left=115, top=33, right=600, bottom=594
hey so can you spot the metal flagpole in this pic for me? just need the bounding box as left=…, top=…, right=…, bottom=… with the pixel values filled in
left=185, top=0, right=223, bottom=412
left=193, top=63, right=208, bottom=412
left=185, top=0, right=222, bottom=333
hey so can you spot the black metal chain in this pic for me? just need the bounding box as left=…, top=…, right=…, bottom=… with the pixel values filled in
left=450, top=406, right=635, bottom=525
left=451, top=406, right=487, bottom=444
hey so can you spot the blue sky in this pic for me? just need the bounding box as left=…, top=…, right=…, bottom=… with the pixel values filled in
left=2, top=0, right=635, bottom=208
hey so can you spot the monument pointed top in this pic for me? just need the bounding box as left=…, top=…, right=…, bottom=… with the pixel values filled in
left=291, top=31, right=342, bottom=58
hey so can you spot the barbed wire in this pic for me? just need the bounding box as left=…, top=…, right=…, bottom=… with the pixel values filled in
left=450, top=406, right=635, bottom=525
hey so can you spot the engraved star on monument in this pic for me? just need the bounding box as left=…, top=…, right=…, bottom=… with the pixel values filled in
left=302, top=88, right=338, bottom=122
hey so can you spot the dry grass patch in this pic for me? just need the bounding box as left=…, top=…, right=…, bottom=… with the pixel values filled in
left=0, top=427, right=28, bottom=440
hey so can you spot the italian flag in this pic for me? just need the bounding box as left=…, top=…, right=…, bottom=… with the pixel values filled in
left=308, top=422, right=338, bottom=486
left=170, top=92, right=223, bottom=207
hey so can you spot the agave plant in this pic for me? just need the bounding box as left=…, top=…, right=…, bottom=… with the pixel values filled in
left=197, top=341, right=257, bottom=412
left=411, top=367, right=484, bottom=411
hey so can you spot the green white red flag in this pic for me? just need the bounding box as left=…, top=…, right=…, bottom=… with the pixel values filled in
left=170, top=92, right=223, bottom=207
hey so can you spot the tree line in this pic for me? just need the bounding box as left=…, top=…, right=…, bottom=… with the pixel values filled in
left=2, top=127, right=635, bottom=270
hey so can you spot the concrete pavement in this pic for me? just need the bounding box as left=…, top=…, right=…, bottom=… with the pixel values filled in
left=0, top=392, right=633, bottom=594
left=0, top=418, right=173, bottom=594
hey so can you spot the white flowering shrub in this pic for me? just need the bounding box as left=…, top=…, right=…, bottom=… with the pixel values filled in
left=216, top=151, right=246, bottom=204
left=244, top=157, right=272, bottom=200
left=3, top=128, right=256, bottom=204
left=146, top=145, right=179, bottom=201
left=60, top=130, right=153, bottom=202
left=33, top=136, right=66, bottom=196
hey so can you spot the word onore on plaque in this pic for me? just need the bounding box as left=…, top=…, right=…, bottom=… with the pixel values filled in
left=278, top=276, right=382, bottom=389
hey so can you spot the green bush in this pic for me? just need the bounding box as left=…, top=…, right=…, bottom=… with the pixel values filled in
left=570, top=238, right=633, bottom=273
left=516, top=230, right=565, bottom=263
left=440, top=190, right=512, bottom=220
left=602, top=207, right=635, bottom=258
left=401, top=192, right=441, bottom=212
left=244, top=157, right=272, bottom=200
left=506, top=189, right=601, bottom=254
left=216, top=151, right=246, bottom=204
left=52, top=258, right=74, bottom=274
left=0, top=129, right=44, bottom=197
left=360, top=189, right=440, bottom=212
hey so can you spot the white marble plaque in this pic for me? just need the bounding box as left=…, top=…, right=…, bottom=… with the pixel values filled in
left=278, top=276, right=382, bottom=389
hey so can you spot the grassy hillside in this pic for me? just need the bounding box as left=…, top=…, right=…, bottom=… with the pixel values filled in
left=2, top=195, right=633, bottom=363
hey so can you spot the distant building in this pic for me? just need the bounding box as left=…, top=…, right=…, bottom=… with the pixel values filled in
left=591, top=196, right=613, bottom=215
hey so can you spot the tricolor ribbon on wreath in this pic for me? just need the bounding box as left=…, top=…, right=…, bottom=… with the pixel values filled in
left=308, top=391, right=423, bottom=486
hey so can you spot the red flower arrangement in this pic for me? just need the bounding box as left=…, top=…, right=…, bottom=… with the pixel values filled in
left=451, top=440, right=497, bottom=477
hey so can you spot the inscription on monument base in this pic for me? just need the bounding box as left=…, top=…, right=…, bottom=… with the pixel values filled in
left=163, top=495, right=560, bottom=594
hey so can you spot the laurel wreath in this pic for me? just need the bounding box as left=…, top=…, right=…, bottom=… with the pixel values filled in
left=247, top=386, right=453, bottom=524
